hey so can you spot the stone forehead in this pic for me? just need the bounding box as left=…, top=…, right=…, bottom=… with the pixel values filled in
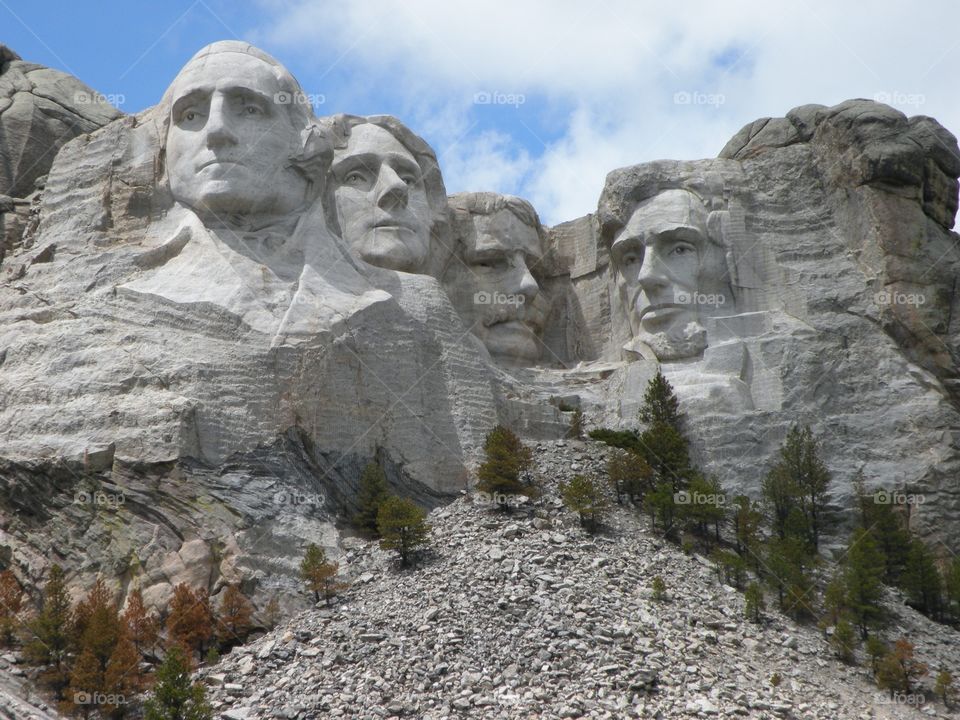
left=465, top=209, right=542, bottom=256
left=627, top=189, right=708, bottom=229
left=335, top=123, right=415, bottom=159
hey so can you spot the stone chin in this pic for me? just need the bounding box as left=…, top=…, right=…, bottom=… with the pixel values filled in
left=479, top=321, right=542, bottom=363
left=355, top=226, right=428, bottom=272
left=630, top=320, right=707, bottom=362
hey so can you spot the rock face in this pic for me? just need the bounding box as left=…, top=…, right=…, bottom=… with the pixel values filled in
left=0, top=44, right=121, bottom=265
left=0, top=40, right=958, bottom=622
left=195, top=441, right=960, bottom=719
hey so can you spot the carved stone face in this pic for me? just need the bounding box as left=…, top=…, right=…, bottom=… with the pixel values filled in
left=166, top=52, right=308, bottom=218
left=611, top=189, right=728, bottom=361
left=445, top=208, right=546, bottom=363
left=330, top=123, right=432, bottom=272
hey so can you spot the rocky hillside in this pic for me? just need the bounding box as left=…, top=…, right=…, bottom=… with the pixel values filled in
left=194, top=440, right=960, bottom=720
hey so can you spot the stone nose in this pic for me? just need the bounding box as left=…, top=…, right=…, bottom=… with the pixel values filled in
left=375, top=164, right=409, bottom=210
left=204, top=95, right=238, bottom=149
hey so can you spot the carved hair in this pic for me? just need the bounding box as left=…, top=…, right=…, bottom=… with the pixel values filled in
left=447, top=191, right=543, bottom=235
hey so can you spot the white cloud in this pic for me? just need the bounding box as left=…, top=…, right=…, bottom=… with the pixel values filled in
left=255, top=0, right=960, bottom=224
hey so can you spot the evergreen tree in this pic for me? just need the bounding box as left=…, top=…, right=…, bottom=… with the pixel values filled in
left=476, top=426, right=534, bottom=504
left=104, top=631, right=141, bottom=712
left=377, top=497, right=431, bottom=567
left=299, top=544, right=347, bottom=604
left=682, top=473, right=725, bottom=543
left=637, top=371, right=692, bottom=493
left=587, top=428, right=644, bottom=454
left=831, top=619, right=858, bottom=664
left=853, top=473, right=911, bottom=584
left=165, top=584, right=213, bottom=660
left=644, top=481, right=679, bottom=538
left=820, top=572, right=847, bottom=629
left=143, top=646, right=212, bottom=720
left=763, top=424, right=831, bottom=553
left=901, top=539, right=943, bottom=619
left=352, top=462, right=390, bottom=537
left=744, top=582, right=764, bottom=623
left=69, top=647, right=103, bottom=716
left=865, top=635, right=888, bottom=677
left=568, top=409, right=584, bottom=439
left=606, top=449, right=652, bottom=505
left=215, top=584, right=253, bottom=646
left=24, top=564, right=74, bottom=698
left=559, top=475, right=609, bottom=533
left=638, top=369, right=685, bottom=431
left=73, top=577, right=121, bottom=674
left=122, top=587, right=159, bottom=659
left=844, top=528, right=887, bottom=638
left=0, top=569, right=22, bottom=647
left=935, top=670, right=956, bottom=708
left=730, top=495, right=764, bottom=571
left=875, top=638, right=928, bottom=696
left=765, top=538, right=817, bottom=621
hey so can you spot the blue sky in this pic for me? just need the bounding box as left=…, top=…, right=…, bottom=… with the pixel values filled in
left=4, top=0, right=960, bottom=224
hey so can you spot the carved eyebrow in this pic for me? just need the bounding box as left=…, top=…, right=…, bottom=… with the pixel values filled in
left=222, top=86, right=273, bottom=108
left=171, top=88, right=210, bottom=118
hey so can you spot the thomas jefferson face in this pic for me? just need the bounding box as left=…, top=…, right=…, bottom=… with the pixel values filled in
left=166, top=52, right=308, bottom=218
left=445, top=208, right=546, bottom=363
left=611, top=189, right=727, bottom=360
left=330, top=123, right=432, bottom=272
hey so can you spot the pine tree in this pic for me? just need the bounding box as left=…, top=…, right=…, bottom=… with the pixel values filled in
left=69, top=647, right=103, bottom=715
left=644, top=481, right=679, bottom=538
left=606, top=449, right=652, bottom=505
left=637, top=371, right=692, bottom=493
left=300, top=544, right=347, bottom=604
left=935, top=669, right=956, bottom=708
left=216, top=584, right=253, bottom=646
left=24, top=564, right=74, bottom=698
left=831, top=619, right=858, bottom=664
left=821, top=572, right=847, bottom=629
left=122, top=587, right=159, bottom=658
left=865, top=635, right=888, bottom=677
left=844, top=528, right=886, bottom=638
left=476, top=426, right=534, bottom=504
left=559, top=475, right=609, bottom=533
left=731, top=495, right=763, bottom=571
left=73, top=577, right=121, bottom=674
left=763, top=424, right=831, bottom=553
left=854, top=473, right=911, bottom=584
left=764, top=538, right=817, bottom=621
left=377, top=496, right=431, bottom=567
left=165, top=584, right=214, bottom=660
left=901, top=539, right=943, bottom=619
left=352, top=462, right=390, bottom=537
left=104, top=631, right=141, bottom=712
left=568, top=409, right=584, bottom=439
left=638, top=369, right=684, bottom=431
left=143, top=646, right=213, bottom=720
left=0, top=569, right=22, bottom=647
left=744, top=582, right=764, bottom=623
left=681, top=473, right=726, bottom=543
left=875, top=638, right=928, bottom=695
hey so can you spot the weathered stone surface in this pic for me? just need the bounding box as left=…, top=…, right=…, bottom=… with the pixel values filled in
left=0, top=37, right=959, bottom=655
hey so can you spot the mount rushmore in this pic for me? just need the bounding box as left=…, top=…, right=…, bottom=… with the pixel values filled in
left=1, top=40, right=959, bottom=611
